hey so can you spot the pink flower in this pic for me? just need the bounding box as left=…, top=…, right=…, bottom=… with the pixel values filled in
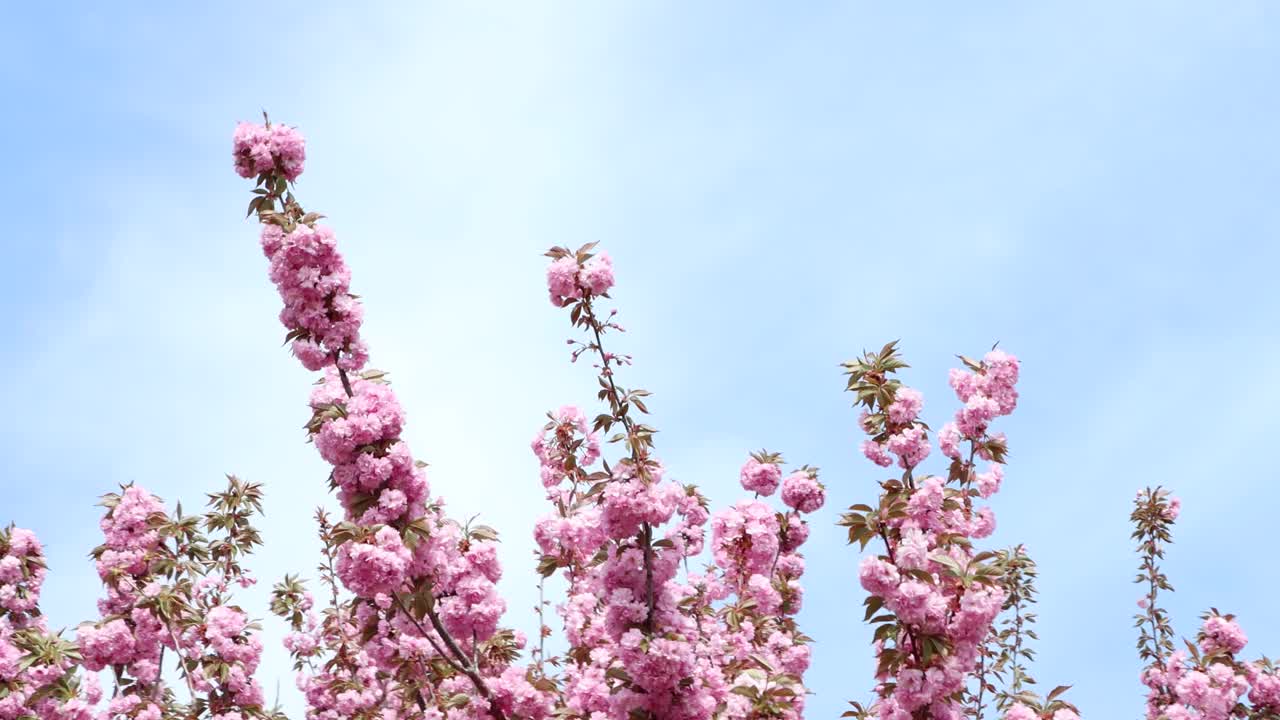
left=887, top=426, right=931, bottom=469
left=887, top=388, right=924, bottom=425
left=1200, top=615, right=1248, bottom=655
left=938, top=422, right=962, bottom=460
left=858, top=556, right=900, bottom=597
left=780, top=472, right=825, bottom=514
left=336, top=526, right=411, bottom=597
left=862, top=440, right=893, bottom=467
left=975, top=464, right=1003, bottom=498
left=739, top=457, right=782, bottom=496
left=580, top=252, right=615, bottom=295
left=547, top=257, right=582, bottom=305
left=232, top=121, right=306, bottom=181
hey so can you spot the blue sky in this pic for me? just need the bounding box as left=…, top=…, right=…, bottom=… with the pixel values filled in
left=3, top=2, right=1279, bottom=717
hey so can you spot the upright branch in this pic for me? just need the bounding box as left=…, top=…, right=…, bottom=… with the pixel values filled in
left=545, top=243, right=661, bottom=631
left=841, top=342, right=1029, bottom=720
left=539, top=246, right=824, bottom=718
left=1130, top=489, right=1280, bottom=717
left=236, top=116, right=520, bottom=719
left=1131, top=486, right=1178, bottom=671
left=990, top=545, right=1040, bottom=712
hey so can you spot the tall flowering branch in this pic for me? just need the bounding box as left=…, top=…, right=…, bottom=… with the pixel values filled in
left=965, top=546, right=1039, bottom=719
left=1131, top=488, right=1280, bottom=719
left=235, top=116, right=538, bottom=720
left=988, top=546, right=1040, bottom=714
left=545, top=243, right=661, bottom=631
left=1132, top=487, right=1178, bottom=670
left=840, top=343, right=1010, bottom=720
left=840, top=343, right=1079, bottom=720
left=537, top=248, right=823, bottom=718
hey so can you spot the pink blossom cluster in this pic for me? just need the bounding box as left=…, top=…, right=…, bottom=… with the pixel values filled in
left=306, top=368, right=511, bottom=653
left=261, top=222, right=368, bottom=372
left=861, top=388, right=932, bottom=471
left=4, top=478, right=282, bottom=720
left=232, top=120, right=306, bottom=181
left=1138, top=624, right=1280, bottom=720
left=535, top=246, right=821, bottom=719
left=588, top=459, right=730, bottom=719
left=0, top=527, right=43, bottom=619
left=83, top=485, right=269, bottom=720
left=0, top=527, right=100, bottom=720
left=740, top=456, right=783, bottom=496
left=189, top=605, right=266, bottom=717
left=945, top=349, right=1019, bottom=439
left=78, top=486, right=168, bottom=692
left=847, top=349, right=1023, bottom=719
left=545, top=251, right=615, bottom=306
left=532, top=406, right=605, bottom=563
left=780, top=470, right=826, bottom=514
left=309, top=371, right=425, bottom=525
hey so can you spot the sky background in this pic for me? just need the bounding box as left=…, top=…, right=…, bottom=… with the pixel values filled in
left=3, top=2, right=1279, bottom=717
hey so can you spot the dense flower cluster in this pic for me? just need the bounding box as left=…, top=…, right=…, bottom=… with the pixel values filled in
left=0, top=525, right=94, bottom=720
left=840, top=343, right=1061, bottom=720
left=233, top=120, right=306, bottom=182
left=1, top=475, right=276, bottom=720
left=530, top=248, right=825, bottom=720
left=1137, top=612, right=1280, bottom=719
left=546, top=251, right=614, bottom=306
left=0, top=527, right=43, bottom=620
left=260, top=220, right=368, bottom=372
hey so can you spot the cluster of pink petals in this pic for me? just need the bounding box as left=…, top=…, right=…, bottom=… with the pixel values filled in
left=739, top=456, right=783, bottom=496
left=310, top=372, right=428, bottom=528
left=1200, top=615, right=1248, bottom=656
left=261, top=222, right=368, bottom=372
left=546, top=252, right=615, bottom=306
left=0, top=527, right=43, bottom=618
left=232, top=120, right=306, bottom=181
left=945, top=349, right=1020, bottom=441
left=535, top=252, right=819, bottom=718
left=861, top=410, right=931, bottom=472
left=852, top=353, right=1025, bottom=718
left=1141, top=614, right=1279, bottom=720
left=78, top=486, right=168, bottom=694
left=531, top=405, right=601, bottom=491
left=0, top=528, right=101, bottom=720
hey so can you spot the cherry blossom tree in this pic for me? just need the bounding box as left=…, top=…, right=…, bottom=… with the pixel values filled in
left=1, top=118, right=1277, bottom=720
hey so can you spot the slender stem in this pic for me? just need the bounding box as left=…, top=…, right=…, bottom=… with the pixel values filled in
left=971, top=648, right=987, bottom=720
left=581, top=297, right=657, bottom=631
left=1143, top=537, right=1165, bottom=666
left=392, top=594, right=464, bottom=675
left=164, top=618, right=200, bottom=704
left=425, top=603, right=507, bottom=719
left=1010, top=589, right=1025, bottom=694
left=876, top=526, right=924, bottom=671
left=536, top=575, right=547, bottom=673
